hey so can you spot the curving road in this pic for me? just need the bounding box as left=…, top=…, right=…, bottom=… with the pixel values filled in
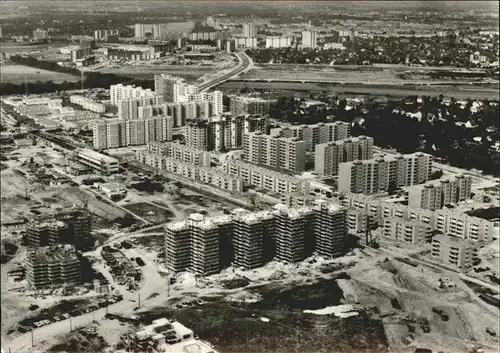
left=198, top=50, right=253, bottom=92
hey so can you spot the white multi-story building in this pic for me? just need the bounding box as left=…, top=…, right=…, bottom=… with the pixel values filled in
left=118, top=96, right=164, bottom=120
left=188, top=91, right=223, bottom=115
left=135, top=151, right=244, bottom=193
left=383, top=217, right=432, bottom=244
left=243, top=131, right=307, bottom=173
left=408, top=175, right=472, bottom=210
left=315, top=136, right=374, bottom=176
left=185, top=115, right=268, bottom=151
left=110, top=84, right=157, bottom=106
left=432, top=235, right=479, bottom=271
left=147, top=142, right=211, bottom=167
left=271, top=122, right=350, bottom=151
left=69, top=95, right=105, bottom=113
left=242, top=23, right=257, bottom=38
left=301, top=30, right=317, bottom=48
left=92, top=116, right=174, bottom=149
left=225, top=159, right=310, bottom=195
left=234, top=37, right=258, bottom=48
left=265, top=36, right=292, bottom=48
left=337, top=192, right=496, bottom=244
left=338, top=153, right=432, bottom=194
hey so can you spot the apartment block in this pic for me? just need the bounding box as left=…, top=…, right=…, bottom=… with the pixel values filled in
left=198, top=168, right=244, bottom=192
left=433, top=209, right=494, bottom=242
left=432, top=235, right=479, bottom=271
left=383, top=217, right=432, bottom=244
left=92, top=116, right=174, bottom=149
left=188, top=91, right=223, bottom=115
left=242, top=23, right=257, bottom=38
left=315, top=136, right=374, bottom=176
left=135, top=151, right=243, bottom=192
left=118, top=96, right=164, bottom=120
left=190, top=214, right=220, bottom=276
left=274, top=204, right=315, bottom=263
left=229, top=95, right=276, bottom=116
left=408, top=175, right=472, bottom=210
left=338, top=153, right=432, bottom=194
left=186, top=116, right=268, bottom=151
left=313, top=201, right=348, bottom=258
left=346, top=208, right=373, bottom=235
left=271, top=122, right=351, bottom=151
left=26, top=220, right=68, bottom=247
left=265, top=36, right=292, bottom=48
left=26, top=245, right=81, bottom=289
left=164, top=202, right=348, bottom=274
left=94, top=29, right=119, bottom=40
left=233, top=211, right=275, bottom=269
left=147, top=142, right=211, bottom=166
left=243, top=131, right=307, bottom=173
left=280, top=192, right=314, bottom=208
left=154, top=74, right=198, bottom=102
left=225, top=159, right=310, bottom=195
left=110, top=84, right=156, bottom=106
left=69, top=95, right=105, bottom=113
left=338, top=192, right=495, bottom=244
left=302, top=30, right=317, bottom=47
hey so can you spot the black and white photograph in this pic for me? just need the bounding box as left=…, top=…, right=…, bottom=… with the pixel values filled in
left=0, top=1, right=499, bottom=352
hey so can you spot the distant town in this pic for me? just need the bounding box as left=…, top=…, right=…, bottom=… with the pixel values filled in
left=0, top=2, right=499, bottom=353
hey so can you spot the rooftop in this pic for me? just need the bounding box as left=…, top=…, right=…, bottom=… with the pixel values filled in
left=29, top=245, right=79, bottom=264
left=434, top=234, right=478, bottom=248
left=77, top=148, right=119, bottom=164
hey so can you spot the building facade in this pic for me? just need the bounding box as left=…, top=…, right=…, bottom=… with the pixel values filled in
left=225, top=159, right=310, bottom=195
left=432, top=235, right=479, bottom=271
left=408, top=175, right=472, bottom=210
left=186, top=115, right=269, bottom=151
left=271, top=122, right=351, bottom=151
left=315, top=136, right=374, bottom=176
left=382, top=217, right=432, bottom=244
left=229, top=95, right=276, bottom=116
left=243, top=131, right=307, bottom=173
left=338, top=153, right=432, bottom=194
left=93, top=116, right=174, bottom=150
left=110, top=84, right=157, bottom=106
left=302, top=30, right=317, bottom=47
left=164, top=201, right=347, bottom=273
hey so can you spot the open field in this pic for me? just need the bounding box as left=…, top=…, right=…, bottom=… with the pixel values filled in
left=0, top=43, right=67, bottom=55
left=1, top=64, right=79, bottom=84
left=122, top=202, right=175, bottom=224
left=241, top=65, right=496, bottom=86
left=98, top=64, right=215, bottom=83
left=219, top=80, right=500, bottom=100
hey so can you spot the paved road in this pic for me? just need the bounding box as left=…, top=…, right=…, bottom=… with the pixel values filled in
left=198, top=51, right=253, bottom=92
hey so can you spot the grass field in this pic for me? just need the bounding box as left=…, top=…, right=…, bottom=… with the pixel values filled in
left=1, top=64, right=79, bottom=84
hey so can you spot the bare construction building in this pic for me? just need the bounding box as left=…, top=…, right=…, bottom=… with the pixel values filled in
left=26, top=245, right=81, bottom=289
left=26, top=220, right=68, bottom=247
left=313, top=201, right=348, bottom=258
left=274, top=204, right=315, bottom=263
